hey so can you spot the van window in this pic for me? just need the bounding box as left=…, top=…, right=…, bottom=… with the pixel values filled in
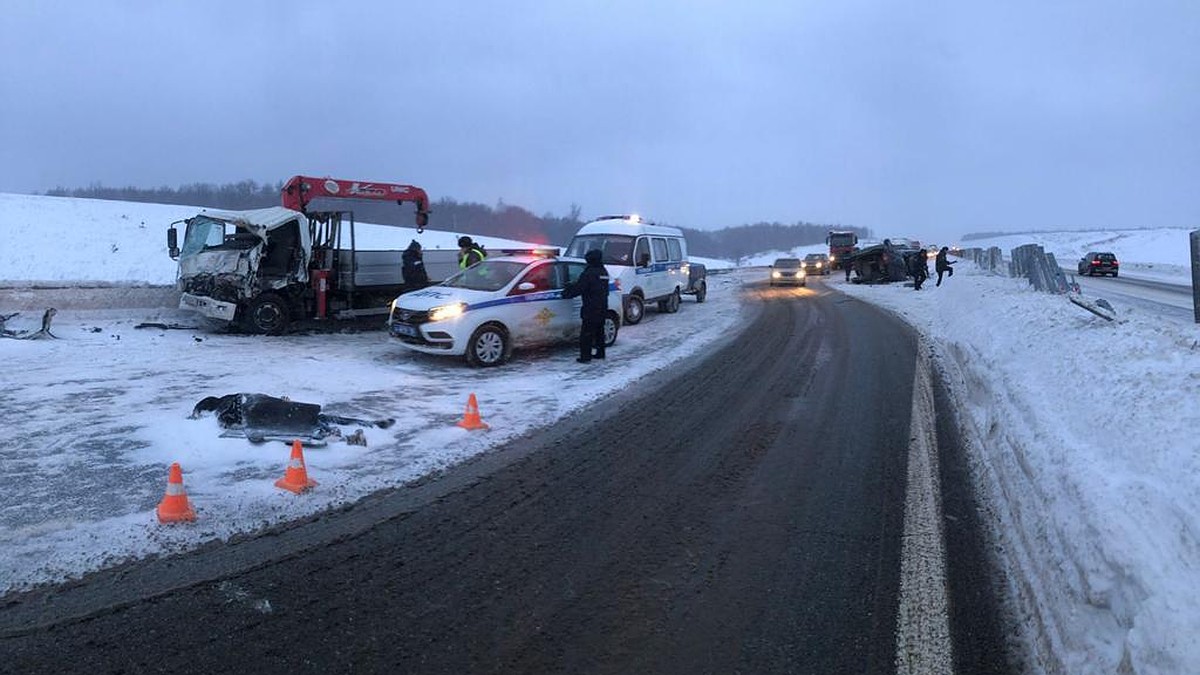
left=565, top=234, right=634, bottom=265
left=667, top=238, right=682, bottom=262
left=651, top=237, right=669, bottom=262
left=634, top=237, right=651, bottom=267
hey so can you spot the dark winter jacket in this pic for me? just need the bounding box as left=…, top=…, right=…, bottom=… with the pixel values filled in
left=935, top=247, right=955, bottom=272
left=908, top=252, right=929, bottom=280
left=402, top=240, right=430, bottom=287
left=562, top=249, right=610, bottom=320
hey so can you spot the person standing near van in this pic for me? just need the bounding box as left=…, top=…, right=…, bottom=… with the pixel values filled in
left=458, top=236, right=486, bottom=269
left=562, top=249, right=610, bottom=363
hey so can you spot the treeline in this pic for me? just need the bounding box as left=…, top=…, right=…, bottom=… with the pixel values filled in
left=44, top=181, right=869, bottom=259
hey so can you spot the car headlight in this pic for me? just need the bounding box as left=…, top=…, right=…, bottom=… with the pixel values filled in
left=429, top=302, right=466, bottom=322
left=796, top=270, right=805, bottom=277
left=772, top=271, right=782, bottom=278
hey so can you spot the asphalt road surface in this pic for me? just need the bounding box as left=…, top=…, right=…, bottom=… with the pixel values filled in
left=0, top=279, right=1018, bottom=674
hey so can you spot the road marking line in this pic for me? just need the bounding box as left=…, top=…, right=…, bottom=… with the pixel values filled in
left=895, top=354, right=954, bottom=674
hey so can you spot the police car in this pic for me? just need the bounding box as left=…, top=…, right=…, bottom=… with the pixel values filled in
left=387, top=251, right=623, bottom=367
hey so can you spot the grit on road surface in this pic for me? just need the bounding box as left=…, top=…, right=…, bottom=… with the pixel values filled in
left=0, top=280, right=1016, bottom=674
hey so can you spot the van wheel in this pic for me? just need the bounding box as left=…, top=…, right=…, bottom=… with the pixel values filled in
left=242, top=294, right=290, bottom=335
left=663, top=289, right=681, bottom=313
left=465, top=323, right=509, bottom=367
left=603, top=311, right=620, bottom=346
left=624, top=295, right=644, bottom=325
left=694, top=280, right=707, bottom=303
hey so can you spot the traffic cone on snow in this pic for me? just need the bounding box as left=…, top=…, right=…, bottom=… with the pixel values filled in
left=275, top=439, right=319, bottom=494
left=456, top=393, right=489, bottom=431
left=156, top=462, right=196, bottom=524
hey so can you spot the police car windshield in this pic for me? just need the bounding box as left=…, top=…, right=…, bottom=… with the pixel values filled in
left=442, top=260, right=528, bottom=292
left=565, top=235, right=635, bottom=266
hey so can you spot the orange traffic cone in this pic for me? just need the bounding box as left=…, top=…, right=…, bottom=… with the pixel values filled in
left=156, top=462, right=196, bottom=524
left=275, top=439, right=319, bottom=494
left=456, top=393, right=489, bottom=430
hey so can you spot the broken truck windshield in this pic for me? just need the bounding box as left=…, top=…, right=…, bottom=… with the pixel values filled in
left=180, top=217, right=228, bottom=257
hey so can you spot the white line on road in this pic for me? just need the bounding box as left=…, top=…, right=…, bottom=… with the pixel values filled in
left=895, top=349, right=954, bottom=675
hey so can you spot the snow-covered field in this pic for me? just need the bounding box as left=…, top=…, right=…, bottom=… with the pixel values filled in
left=2, top=193, right=1198, bottom=674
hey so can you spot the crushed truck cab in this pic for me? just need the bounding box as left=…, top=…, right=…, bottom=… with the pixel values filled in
left=167, top=175, right=445, bottom=334
left=175, top=207, right=307, bottom=326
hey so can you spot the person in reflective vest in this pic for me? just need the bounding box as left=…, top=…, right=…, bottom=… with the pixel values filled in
left=458, top=236, right=486, bottom=269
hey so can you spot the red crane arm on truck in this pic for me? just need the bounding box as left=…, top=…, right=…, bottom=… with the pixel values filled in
left=281, top=175, right=431, bottom=232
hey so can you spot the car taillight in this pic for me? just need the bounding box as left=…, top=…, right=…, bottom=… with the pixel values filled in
left=1112, top=261, right=1119, bottom=266
left=1091, top=260, right=1101, bottom=265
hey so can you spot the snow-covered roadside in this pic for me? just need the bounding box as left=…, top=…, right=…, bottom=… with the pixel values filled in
left=836, top=264, right=1200, bottom=674
left=0, top=272, right=750, bottom=596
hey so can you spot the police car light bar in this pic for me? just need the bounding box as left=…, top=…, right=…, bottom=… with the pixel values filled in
left=495, top=247, right=561, bottom=257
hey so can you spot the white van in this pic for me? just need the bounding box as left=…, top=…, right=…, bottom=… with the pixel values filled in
left=565, top=215, right=707, bottom=325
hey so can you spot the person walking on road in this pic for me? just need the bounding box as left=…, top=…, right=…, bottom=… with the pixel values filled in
left=562, top=249, right=610, bottom=364
left=935, top=246, right=956, bottom=287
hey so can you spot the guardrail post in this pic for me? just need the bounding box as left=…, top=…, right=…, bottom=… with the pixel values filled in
left=1191, top=230, right=1200, bottom=323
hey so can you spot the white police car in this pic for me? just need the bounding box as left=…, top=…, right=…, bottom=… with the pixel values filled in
left=388, top=252, right=623, bottom=367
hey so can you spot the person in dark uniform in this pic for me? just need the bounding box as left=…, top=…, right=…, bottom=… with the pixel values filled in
left=909, top=250, right=929, bottom=290
left=935, top=246, right=956, bottom=286
left=562, top=249, right=610, bottom=363
left=401, top=240, right=430, bottom=288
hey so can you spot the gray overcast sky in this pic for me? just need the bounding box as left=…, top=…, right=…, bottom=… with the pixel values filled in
left=2, top=1, right=1197, bottom=242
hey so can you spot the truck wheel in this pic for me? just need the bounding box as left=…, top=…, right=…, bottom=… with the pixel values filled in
left=695, top=280, right=707, bottom=303
left=603, top=311, right=620, bottom=346
left=243, top=294, right=290, bottom=335
left=466, top=323, right=509, bottom=367
left=624, top=295, right=644, bottom=325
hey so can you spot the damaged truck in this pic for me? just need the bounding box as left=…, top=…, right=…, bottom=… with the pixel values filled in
left=167, top=175, right=458, bottom=334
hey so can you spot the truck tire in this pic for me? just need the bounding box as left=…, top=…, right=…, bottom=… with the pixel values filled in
left=603, top=311, right=620, bottom=347
left=242, top=294, right=290, bottom=335
left=694, top=280, right=707, bottom=303
left=465, top=323, right=509, bottom=367
left=624, top=294, right=644, bottom=325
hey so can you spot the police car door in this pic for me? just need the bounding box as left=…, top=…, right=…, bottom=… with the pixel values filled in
left=556, top=261, right=586, bottom=340
left=507, top=261, right=560, bottom=347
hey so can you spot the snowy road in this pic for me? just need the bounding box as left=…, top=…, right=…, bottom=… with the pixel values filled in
left=0, top=279, right=1016, bottom=674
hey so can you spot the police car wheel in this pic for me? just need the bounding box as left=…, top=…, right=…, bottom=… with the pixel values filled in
left=466, top=323, right=509, bottom=367
left=603, top=311, right=619, bottom=347
left=624, top=295, right=644, bottom=325
left=695, top=280, right=707, bottom=303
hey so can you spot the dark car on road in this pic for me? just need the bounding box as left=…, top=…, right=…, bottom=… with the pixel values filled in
left=803, top=253, right=830, bottom=275
left=1078, top=251, right=1119, bottom=277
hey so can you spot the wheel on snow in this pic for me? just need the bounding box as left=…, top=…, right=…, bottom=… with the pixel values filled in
left=694, top=280, right=707, bottom=303
left=624, top=295, right=644, bottom=325
left=603, top=311, right=620, bottom=347
left=465, top=323, right=509, bottom=367
left=664, top=289, right=681, bottom=313
left=242, top=294, right=290, bottom=335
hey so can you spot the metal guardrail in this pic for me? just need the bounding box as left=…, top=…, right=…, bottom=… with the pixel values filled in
left=1192, top=230, right=1199, bottom=323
